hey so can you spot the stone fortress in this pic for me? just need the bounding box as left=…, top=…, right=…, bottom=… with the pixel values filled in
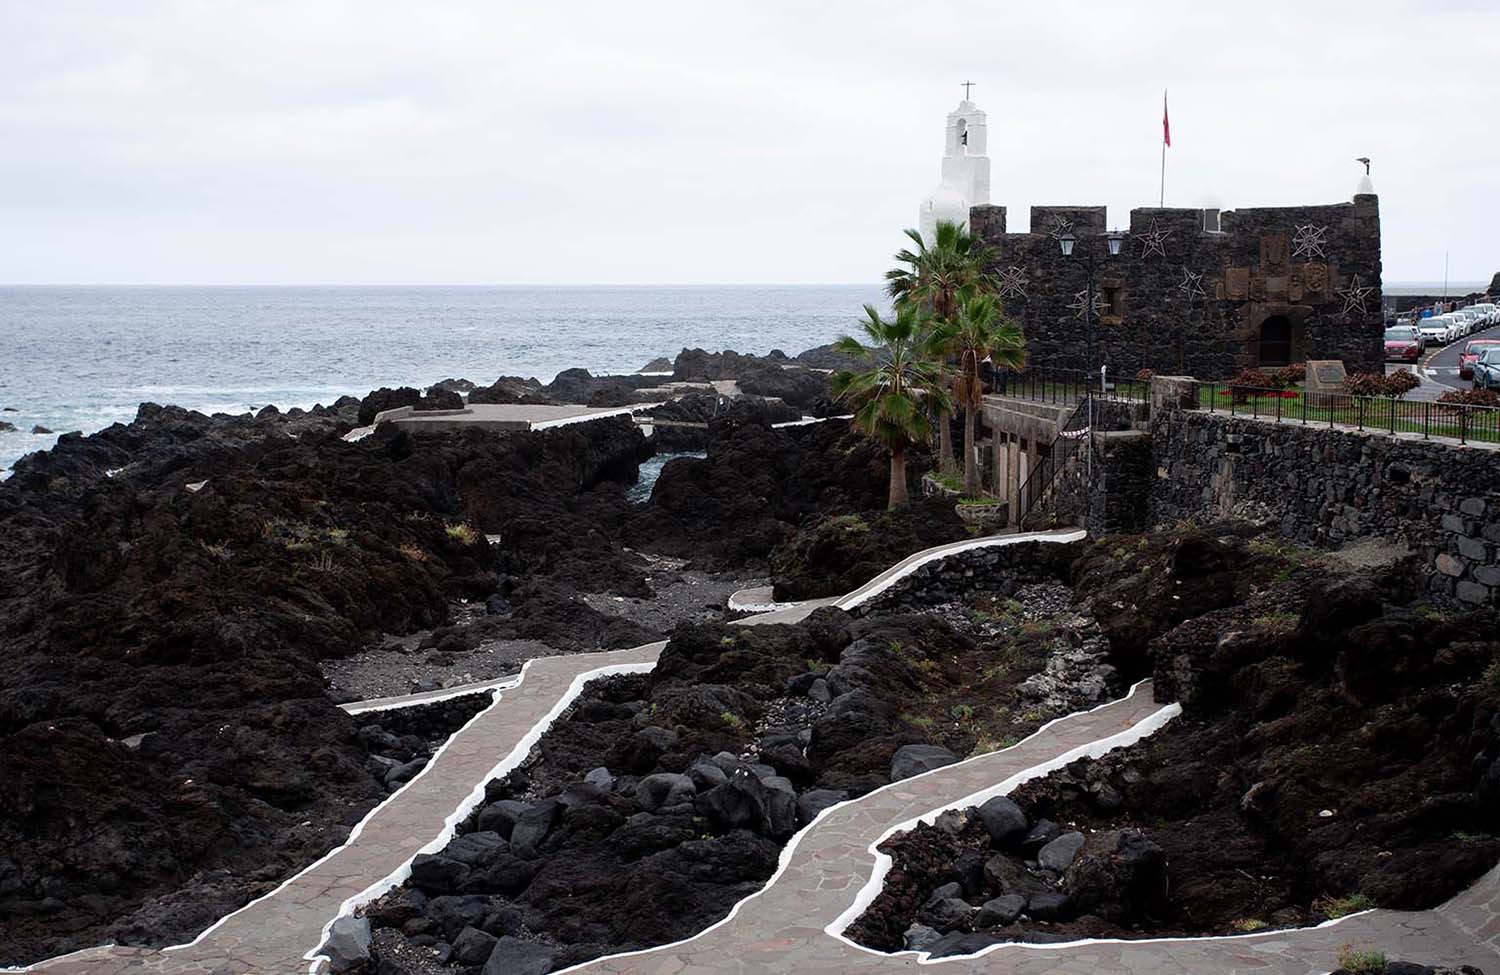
left=919, top=95, right=1385, bottom=379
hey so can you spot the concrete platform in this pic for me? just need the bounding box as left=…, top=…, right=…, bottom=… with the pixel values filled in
left=381, top=403, right=650, bottom=433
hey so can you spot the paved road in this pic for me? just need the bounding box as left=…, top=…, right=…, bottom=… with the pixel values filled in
left=1387, top=321, right=1500, bottom=395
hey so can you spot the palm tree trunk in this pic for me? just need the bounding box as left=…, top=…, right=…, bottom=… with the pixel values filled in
left=962, top=404, right=979, bottom=497
left=937, top=411, right=957, bottom=474
left=888, top=446, right=909, bottom=509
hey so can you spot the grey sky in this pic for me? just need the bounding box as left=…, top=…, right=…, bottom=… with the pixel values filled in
left=2, top=0, right=1495, bottom=286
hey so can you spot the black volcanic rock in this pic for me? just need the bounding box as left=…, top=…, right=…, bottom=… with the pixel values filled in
left=0, top=403, right=653, bottom=964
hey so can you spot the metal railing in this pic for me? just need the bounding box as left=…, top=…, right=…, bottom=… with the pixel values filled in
left=1194, top=381, right=1500, bottom=445
left=991, top=364, right=1150, bottom=406
left=1015, top=394, right=1094, bottom=526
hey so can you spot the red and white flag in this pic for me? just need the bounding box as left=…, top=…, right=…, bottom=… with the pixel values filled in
left=1162, top=90, right=1171, bottom=147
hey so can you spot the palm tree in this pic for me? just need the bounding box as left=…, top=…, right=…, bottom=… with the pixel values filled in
left=884, top=221, right=999, bottom=472
left=945, top=290, right=1027, bottom=496
left=831, top=303, right=954, bottom=509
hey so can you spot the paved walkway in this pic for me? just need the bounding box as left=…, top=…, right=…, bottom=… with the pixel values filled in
left=15, top=527, right=1499, bottom=975
left=562, top=689, right=1500, bottom=975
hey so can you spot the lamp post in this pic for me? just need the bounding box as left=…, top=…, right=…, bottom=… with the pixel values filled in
left=1056, top=229, right=1128, bottom=388
left=1056, top=228, right=1126, bottom=524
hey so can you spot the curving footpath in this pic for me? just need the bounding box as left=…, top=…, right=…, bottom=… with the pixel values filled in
left=16, top=526, right=1500, bottom=975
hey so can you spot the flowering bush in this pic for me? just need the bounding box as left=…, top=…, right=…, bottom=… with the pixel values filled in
left=1438, top=388, right=1500, bottom=408
left=1382, top=370, right=1420, bottom=398
left=1135, top=368, right=1156, bottom=382
left=1271, top=363, right=1306, bottom=388
left=1342, top=372, right=1387, bottom=397
left=1226, top=368, right=1274, bottom=403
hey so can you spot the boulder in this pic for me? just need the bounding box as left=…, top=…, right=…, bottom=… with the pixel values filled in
left=424, top=894, right=492, bottom=940
left=583, top=766, right=616, bottom=791
left=444, top=831, right=508, bottom=865
left=695, top=769, right=797, bottom=838
left=509, top=800, right=562, bottom=858
left=890, top=744, right=961, bottom=782
left=919, top=896, right=976, bottom=933
left=974, top=893, right=1027, bottom=928
left=795, top=788, right=848, bottom=826
left=975, top=796, right=1028, bottom=846
left=949, top=848, right=989, bottom=898
left=481, top=936, right=555, bottom=975
left=408, top=854, right=470, bottom=892
left=476, top=799, right=529, bottom=839
left=902, top=922, right=942, bottom=952
left=1020, top=818, right=1062, bottom=854
left=1038, top=831, right=1086, bottom=872
left=636, top=772, right=697, bottom=812
left=450, top=925, right=498, bottom=966
left=1024, top=890, right=1072, bottom=921
left=686, top=757, right=729, bottom=791
left=924, top=930, right=1009, bottom=958
left=322, top=916, right=372, bottom=973
left=31, top=425, right=52, bottom=435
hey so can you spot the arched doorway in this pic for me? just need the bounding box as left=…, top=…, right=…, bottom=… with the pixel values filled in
left=1258, top=315, right=1293, bottom=366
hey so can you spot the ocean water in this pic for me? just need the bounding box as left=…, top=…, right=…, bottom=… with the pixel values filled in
left=0, top=285, right=883, bottom=474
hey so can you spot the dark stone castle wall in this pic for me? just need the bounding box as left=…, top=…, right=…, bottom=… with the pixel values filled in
left=970, top=196, right=1383, bottom=380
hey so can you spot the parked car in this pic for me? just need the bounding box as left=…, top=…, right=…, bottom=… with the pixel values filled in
left=1473, top=347, right=1500, bottom=390
left=1455, top=309, right=1483, bottom=334
left=1385, top=326, right=1424, bottom=362
left=1460, top=339, right=1500, bottom=379
left=1471, top=303, right=1500, bottom=327
left=1420, top=318, right=1454, bottom=345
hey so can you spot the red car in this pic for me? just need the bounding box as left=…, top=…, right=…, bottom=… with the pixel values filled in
left=1384, top=326, right=1421, bottom=363
left=1460, top=339, right=1500, bottom=379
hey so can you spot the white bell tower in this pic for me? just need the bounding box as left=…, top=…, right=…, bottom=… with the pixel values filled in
left=919, top=86, right=990, bottom=244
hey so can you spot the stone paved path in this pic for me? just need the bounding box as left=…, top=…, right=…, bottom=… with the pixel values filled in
left=16, top=527, right=1500, bottom=975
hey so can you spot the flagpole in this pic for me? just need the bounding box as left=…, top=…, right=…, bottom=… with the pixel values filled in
left=1159, top=89, right=1167, bottom=208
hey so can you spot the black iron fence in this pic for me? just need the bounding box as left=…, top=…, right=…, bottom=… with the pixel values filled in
left=1195, top=381, right=1500, bottom=445
left=991, top=364, right=1150, bottom=406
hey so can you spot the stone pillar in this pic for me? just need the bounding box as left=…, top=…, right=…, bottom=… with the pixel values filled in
left=1149, top=375, right=1199, bottom=414
left=991, top=435, right=1005, bottom=495
left=1006, top=435, right=1021, bottom=526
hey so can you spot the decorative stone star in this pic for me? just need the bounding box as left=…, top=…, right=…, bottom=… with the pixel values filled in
left=1068, top=288, right=1104, bottom=320
left=995, top=266, right=1029, bottom=300
left=1292, top=223, right=1328, bottom=260
left=1048, top=215, right=1075, bottom=241
left=1177, top=267, right=1207, bottom=301
left=1137, top=220, right=1172, bottom=259
left=1338, top=275, right=1374, bottom=316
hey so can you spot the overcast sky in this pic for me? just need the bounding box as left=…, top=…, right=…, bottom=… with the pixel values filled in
left=2, top=1, right=1495, bottom=286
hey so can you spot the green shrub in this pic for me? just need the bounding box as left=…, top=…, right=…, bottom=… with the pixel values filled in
left=1316, top=893, right=1373, bottom=918
left=445, top=522, right=479, bottom=545
left=1335, top=944, right=1386, bottom=975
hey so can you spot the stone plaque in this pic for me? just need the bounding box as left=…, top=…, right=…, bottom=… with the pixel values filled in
left=1266, top=275, right=1288, bottom=299
left=1225, top=268, right=1250, bottom=300
left=1261, top=234, right=1290, bottom=268
left=1303, top=262, right=1329, bottom=298
left=1305, top=358, right=1347, bottom=406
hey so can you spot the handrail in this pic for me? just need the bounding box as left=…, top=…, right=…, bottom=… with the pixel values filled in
left=1015, top=393, right=1093, bottom=525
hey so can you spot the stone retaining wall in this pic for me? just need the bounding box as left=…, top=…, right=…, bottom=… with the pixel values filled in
left=852, top=541, right=1078, bottom=615
left=1150, top=409, right=1500, bottom=604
